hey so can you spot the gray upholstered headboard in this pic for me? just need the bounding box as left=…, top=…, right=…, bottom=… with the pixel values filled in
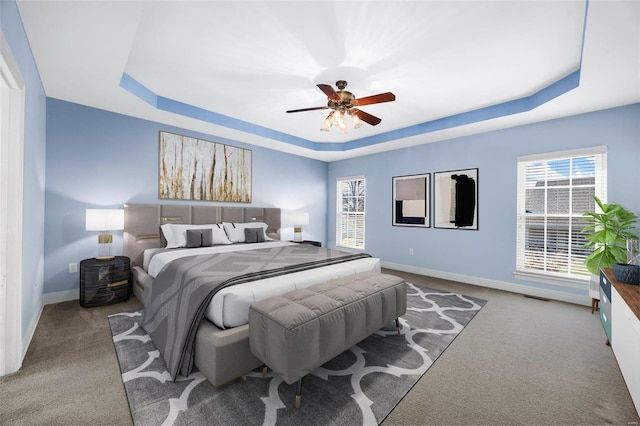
left=123, top=203, right=281, bottom=268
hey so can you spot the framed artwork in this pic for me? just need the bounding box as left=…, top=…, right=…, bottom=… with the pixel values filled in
left=392, top=173, right=430, bottom=227
left=158, top=131, right=252, bottom=202
left=434, top=168, right=478, bottom=229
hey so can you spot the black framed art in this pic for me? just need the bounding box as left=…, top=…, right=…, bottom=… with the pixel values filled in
left=434, top=168, right=478, bottom=230
left=392, top=173, right=430, bottom=227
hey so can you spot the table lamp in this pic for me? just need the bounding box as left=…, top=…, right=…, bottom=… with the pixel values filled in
left=287, top=212, right=309, bottom=242
left=85, top=209, right=124, bottom=260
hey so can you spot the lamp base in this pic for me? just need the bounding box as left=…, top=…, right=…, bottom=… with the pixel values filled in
left=293, top=226, right=302, bottom=242
left=97, top=232, right=114, bottom=260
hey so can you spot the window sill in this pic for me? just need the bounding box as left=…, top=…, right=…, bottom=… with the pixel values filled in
left=335, top=245, right=365, bottom=253
left=513, top=270, right=589, bottom=290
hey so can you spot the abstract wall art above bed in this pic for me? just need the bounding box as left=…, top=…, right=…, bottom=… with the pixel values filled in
left=392, top=173, right=430, bottom=227
left=159, top=131, right=252, bottom=202
left=434, top=168, right=478, bottom=230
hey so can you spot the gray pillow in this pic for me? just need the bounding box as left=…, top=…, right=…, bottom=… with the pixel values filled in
left=186, top=228, right=214, bottom=248
left=244, top=227, right=265, bottom=243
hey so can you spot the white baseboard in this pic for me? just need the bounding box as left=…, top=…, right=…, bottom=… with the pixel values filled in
left=43, top=290, right=78, bottom=305
left=21, top=290, right=77, bottom=362
left=41, top=265, right=592, bottom=308
left=22, top=302, right=44, bottom=360
left=381, top=261, right=591, bottom=307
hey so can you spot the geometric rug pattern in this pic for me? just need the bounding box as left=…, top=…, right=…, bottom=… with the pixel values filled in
left=109, top=283, right=486, bottom=425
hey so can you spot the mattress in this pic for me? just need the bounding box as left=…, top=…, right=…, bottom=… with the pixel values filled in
left=143, top=241, right=381, bottom=329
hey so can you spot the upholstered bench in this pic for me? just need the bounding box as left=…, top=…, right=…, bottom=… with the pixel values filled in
left=248, top=271, right=407, bottom=408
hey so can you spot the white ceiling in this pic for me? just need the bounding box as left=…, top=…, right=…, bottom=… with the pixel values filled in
left=16, top=0, right=640, bottom=161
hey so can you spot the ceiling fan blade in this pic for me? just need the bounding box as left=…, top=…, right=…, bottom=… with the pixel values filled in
left=352, top=92, right=396, bottom=107
left=352, top=109, right=382, bottom=126
left=286, top=106, right=329, bottom=113
left=317, top=84, right=342, bottom=102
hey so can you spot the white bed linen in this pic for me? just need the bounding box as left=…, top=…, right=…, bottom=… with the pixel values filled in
left=143, top=242, right=381, bottom=329
left=145, top=241, right=296, bottom=278
left=209, top=256, right=380, bottom=328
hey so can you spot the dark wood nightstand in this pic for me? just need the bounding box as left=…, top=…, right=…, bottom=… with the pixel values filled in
left=290, top=240, right=322, bottom=247
left=79, top=256, right=131, bottom=307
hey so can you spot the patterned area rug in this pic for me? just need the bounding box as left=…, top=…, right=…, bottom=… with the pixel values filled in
left=109, top=283, right=486, bottom=425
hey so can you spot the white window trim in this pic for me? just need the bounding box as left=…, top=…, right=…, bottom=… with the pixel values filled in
left=0, top=32, right=25, bottom=376
left=512, top=270, right=590, bottom=290
left=336, top=175, right=366, bottom=250
left=514, top=146, right=607, bottom=288
left=517, top=145, right=607, bottom=163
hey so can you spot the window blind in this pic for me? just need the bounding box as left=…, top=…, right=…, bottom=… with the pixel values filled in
left=516, top=146, right=607, bottom=283
left=337, top=176, right=366, bottom=249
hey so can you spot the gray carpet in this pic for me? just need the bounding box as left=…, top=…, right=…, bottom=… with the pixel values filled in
left=3, top=270, right=639, bottom=425
left=109, top=283, right=485, bottom=425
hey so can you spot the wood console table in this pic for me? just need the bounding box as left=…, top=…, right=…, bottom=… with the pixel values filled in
left=600, top=268, right=640, bottom=417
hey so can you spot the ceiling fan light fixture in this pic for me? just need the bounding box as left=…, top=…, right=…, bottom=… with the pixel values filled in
left=335, top=111, right=348, bottom=133
left=321, top=111, right=334, bottom=131
left=320, top=109, right=365, bottom=133
left=292, top=80, right=395, bottom=134
left=351, top=110, right=363, bottom=129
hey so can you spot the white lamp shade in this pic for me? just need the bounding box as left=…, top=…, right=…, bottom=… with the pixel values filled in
left=85, top=209, right=124, bottom=231
left=287, top=212, right=309, bottom=226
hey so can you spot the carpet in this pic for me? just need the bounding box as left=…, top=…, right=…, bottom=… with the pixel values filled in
left=109, top=283, right=486, bottom=425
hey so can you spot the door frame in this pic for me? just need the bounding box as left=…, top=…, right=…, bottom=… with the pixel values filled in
left=0, top=32, right=26, bottom=376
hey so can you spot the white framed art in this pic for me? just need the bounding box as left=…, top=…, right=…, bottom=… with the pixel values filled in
left=434, top=168, right=478, bottom=230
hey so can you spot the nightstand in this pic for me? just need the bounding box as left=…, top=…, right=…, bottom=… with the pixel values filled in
left=290, top=240, right=322, bottom=247
left=79, top=256, right=131, bottom=307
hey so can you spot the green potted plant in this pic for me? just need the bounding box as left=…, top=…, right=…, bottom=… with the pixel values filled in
left=581, top=196, right=639, bottom=284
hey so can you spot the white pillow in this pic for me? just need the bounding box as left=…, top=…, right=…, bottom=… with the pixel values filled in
left=162, top=223, right=232, bottom=248
left=222, top=222, right=272, bottom=243
left=160, top=223, right=178, bottom=248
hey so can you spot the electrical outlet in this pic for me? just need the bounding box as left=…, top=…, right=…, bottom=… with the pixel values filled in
left=68, top=263, right=77, bottom=273
left=409, top=248, right=414, bottom=255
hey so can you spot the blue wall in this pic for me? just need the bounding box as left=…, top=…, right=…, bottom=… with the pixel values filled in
left=6, top=0, right=640, bottom=308
left=1, top=1, right=47, bottom=340
left=44, top=99, right=328, bottom=295
left=328, top=104, right=640, bottom=299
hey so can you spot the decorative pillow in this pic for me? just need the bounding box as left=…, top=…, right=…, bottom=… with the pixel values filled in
left=223, top=222, right=271, bottom=243
left=186, top=228, right=214, bottom=248
left=160, top=223, right=179, bottom=248
left=162, top=223, right=232, bottom=248
left=244, top=227, right=266, bottom=243
left=208, top=224, right=233, bottom=245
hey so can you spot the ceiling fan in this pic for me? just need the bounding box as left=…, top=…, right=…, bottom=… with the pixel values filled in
left=286, top=80, right=396, bottom=133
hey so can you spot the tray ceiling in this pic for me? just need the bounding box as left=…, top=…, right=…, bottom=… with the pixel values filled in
left=16, top=0, right=640, bottom=161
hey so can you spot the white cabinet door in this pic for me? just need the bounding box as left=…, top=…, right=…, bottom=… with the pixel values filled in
left=611, top=286, right=640, bottom=417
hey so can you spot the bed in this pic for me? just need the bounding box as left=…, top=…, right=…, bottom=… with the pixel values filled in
left=123, top=203, right=381, bottom=386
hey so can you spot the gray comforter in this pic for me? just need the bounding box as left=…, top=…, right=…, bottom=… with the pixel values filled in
left=139, top=243, right=371, bottom=379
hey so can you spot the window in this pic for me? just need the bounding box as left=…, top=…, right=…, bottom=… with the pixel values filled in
left=336, top=176, right=365, bottom=249
left=515, top=147, right=607, bottom=286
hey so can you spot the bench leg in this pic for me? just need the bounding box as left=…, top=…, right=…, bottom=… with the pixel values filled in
left=295, top=378, right=303, bottom=409
left=395, top=318, right=401, bottom=334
